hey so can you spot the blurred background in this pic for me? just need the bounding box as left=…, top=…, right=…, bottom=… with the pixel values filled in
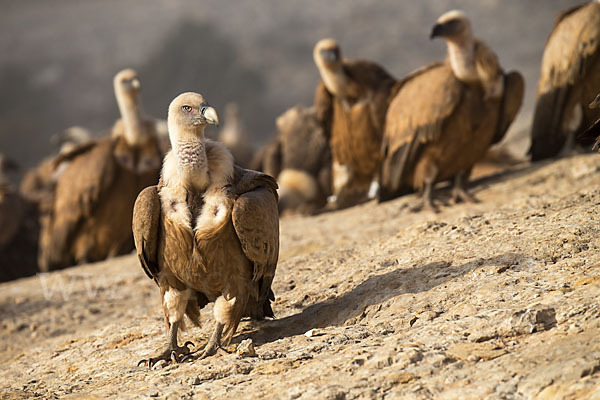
left=0, top=0, right=582, bottom=169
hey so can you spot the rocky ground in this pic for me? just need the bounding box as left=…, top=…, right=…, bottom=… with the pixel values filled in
left=2, top=153, right=600, bottom=399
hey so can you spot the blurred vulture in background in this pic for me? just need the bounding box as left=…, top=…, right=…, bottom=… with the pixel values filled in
left=0, top=155, right=38, bottom=282
left=217, top=103, right=255, bottom=168
left=529, top=1, right=600, bottom=160
left=313, top=38, right=396, bottom=209
left=38, top=68, right=162, bottom=271
left=252, top=105, right=331, bottom=215
left=379, top=10, right=523, bottom=211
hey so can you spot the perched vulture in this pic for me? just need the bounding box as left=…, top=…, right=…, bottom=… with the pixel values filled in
left=579, top=93, right=600, bottom=150
left=217, top=103, right=255, bottom=168
left=529, top=1, right=600, bottom=160
left=38, top=69, right=162, bottom=271
left=313, top=38, right=396, bottom=209
left=134, top=92, right=279, bottom=366
left=252, top=104, right=331, bottom=215
left=379, top=10, right=524, bottom=211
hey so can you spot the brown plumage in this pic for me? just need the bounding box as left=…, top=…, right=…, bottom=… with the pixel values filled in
left=134, top=92, right=279, bottom=366
left=38, top=69, right=162, bottom=271
left=252, top=104, right=331, bottom=214
left=313, top=38, right=396, bottom=209
left=379, top=10, right=524, bottom=210
left=529, top=1, right=600, bottom=160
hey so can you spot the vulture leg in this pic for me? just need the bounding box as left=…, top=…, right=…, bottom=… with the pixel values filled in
left=413, top=163, right=439, bottom=213
left=198, top=295, right=243, bottom=359
left=197, top=322, right=224, bottom=360
left=451, top=171, right=478, bottom=204
left=137, top=320, right=194, bottom=368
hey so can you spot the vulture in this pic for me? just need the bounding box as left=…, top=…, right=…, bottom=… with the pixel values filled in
left=38, top=68, right=162, bottom=271
left=579, top=93, right=600, bottom=150
left=252, top=104, right=331, bottom=215
left=134, top=92, right=279, bottom=366
left=379, top=10, right=524, bottom=211
left=313, top=38, right=396, bottom=209
left=217, top=103, right=255, bottom=168
left=529, top=1, right=600, bottom=160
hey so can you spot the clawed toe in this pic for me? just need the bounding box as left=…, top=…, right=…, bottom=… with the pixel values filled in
left=137, top=342, right=195, bottom=369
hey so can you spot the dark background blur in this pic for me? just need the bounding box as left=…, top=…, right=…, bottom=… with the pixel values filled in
left=0, top=0, right=582, bottom=169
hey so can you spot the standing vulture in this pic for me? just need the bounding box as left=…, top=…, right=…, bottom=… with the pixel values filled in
left=379, top=10, right=524, bottom=211
left=313, top=38, right=396, bottom=209
left=252, top=104, right=331, bottom=215
left=529, top=1, right=600, bottom=160
left=134, top=92, right=279, bottom=366
left=38, top=69, right=162, bottom=271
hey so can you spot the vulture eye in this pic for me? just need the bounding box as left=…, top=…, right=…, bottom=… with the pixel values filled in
left=181, top=105, right=193, bottom=113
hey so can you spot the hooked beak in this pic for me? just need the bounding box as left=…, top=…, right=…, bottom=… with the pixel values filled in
left=590, top=93, right=600, bottom=109
left=130, top=78, right=141, bottom=90
left=201, top=105, right=220, bottom=126
left=430, top=23, right=444, bottom=39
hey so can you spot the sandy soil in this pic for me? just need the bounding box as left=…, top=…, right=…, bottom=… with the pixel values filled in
left=2, top=153, right=600, bottom=399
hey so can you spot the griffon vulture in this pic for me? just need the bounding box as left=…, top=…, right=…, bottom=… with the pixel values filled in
left=38, top=69, right=162, bottom=271
left=529, top=1, right=600, bottom=160
left=134, top=92, right=279, bottom=366
left=313, top=38, right=396, bottom=209
left=252, top=104, right=331, bottom=215
left=217, top=103, right=255, bottom=168
left=379, top=10, right=524, bottom=211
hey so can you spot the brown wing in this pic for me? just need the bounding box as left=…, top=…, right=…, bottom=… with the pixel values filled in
left=231, top=167, right=279, bottom=318
left=492, top=71, right=525, bottom=144
left=40, top=138, right=116, bottom=270
left=379, top=62, right=462, bottom=199
left=133, top=185, right=161, bottom=282
left=530, top=2, right=600, bottom=160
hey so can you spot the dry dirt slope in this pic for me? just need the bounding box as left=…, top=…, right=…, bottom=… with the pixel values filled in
left=2, top=154, right=600, bottom=399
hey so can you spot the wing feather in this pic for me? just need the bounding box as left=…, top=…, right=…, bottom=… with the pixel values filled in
left=530, top=2, right=600, bottom=159
left=133, top=185, right=161, bottom=281
left=492, top=71, right=525, bottom=144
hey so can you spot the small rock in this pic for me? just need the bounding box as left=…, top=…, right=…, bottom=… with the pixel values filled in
left=236, top=338, right=257, bottom=358
left=190, top=376, right=201, bottom=385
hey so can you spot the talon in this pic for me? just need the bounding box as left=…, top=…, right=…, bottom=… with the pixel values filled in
left=170, top=351, right=178, bottom=364
left=184, top=341, right=195, bottom=349
left=137, top=359, right=148, bottom=367
left=180, top=354, right=193, bottom=363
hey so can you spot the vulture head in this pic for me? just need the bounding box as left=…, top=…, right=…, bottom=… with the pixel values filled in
left=430, top=10, right=472, bottom=43
left=313, top=38, right=342, bottom=71
left=168, top=92, right=219, bottom=141
left=113, top=68, right=141, bottom=99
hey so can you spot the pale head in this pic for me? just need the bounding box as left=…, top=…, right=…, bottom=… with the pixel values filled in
left=430, top=10, right=472, bottom=42
left=313, top=38, right=342, bottom=70
left=113, top=68, right=141, bottom=98
left=167, top=92, right=219, bottom=140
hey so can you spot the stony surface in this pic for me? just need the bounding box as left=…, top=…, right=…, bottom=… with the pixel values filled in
left=2, top=154, right=600, bottom=399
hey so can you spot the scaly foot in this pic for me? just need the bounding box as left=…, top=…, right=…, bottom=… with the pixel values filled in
left=137, top=341, right=194, bottom=368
